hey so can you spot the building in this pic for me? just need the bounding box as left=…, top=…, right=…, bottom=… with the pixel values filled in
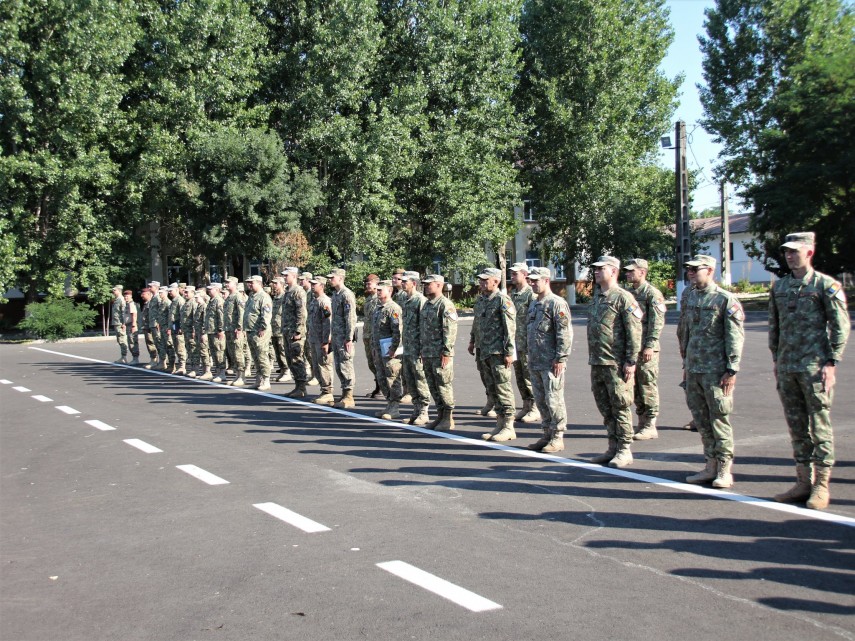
left=690, top=213, right=773, bottom=285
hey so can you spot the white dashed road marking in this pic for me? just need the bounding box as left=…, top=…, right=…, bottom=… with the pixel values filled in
left=55, top=405, right=80, bottom=415
left=253, top=502, right=331, bottom=533
left=123, top=439, right=163, bottom=454
left=377, top=561, right=502, bottom=612
left=176, top=465, right=229, bottom=486
left=12, top=386, right=31, bottom=392
left=31, top=395, right=53, bottom=402
left=1, top=379, right=13, bottom=384
left=85, top=419, right=116, bottom=431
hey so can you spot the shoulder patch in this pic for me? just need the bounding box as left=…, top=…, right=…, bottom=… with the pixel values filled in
left=444, top=308, right=458, bottom=321
left=503, top=298, right=514, bottom=311
left=627, top=302, right=643, bottom=319
left=655, top=301, right=667, bottom=314
left=727, top=301, right=744, bottom=321
left=827, top=281, right=845, bottom=301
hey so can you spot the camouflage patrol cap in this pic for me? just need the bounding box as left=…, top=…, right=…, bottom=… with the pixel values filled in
left=685, top=254, right=717, bottom=268
left=185, top=285, right=196, bottom=292
left=271, top=276, right=285, bottom=285
left=310, top=276, right=328, bottom=286
left=168, top=282, right=179, bottom=291
left=377, top=279, right=393, bottom=288
left=179, top=282, right=187, bottom=289
left=591, top=256, right=620, bottom=269
left=509, top=262, right=529, bottom=273
left=781, top=231, right=816, bottom=249
left=623, top=258, right=649, bottom=271
left=528, top=266, right=551, bottom=280
left=207, top=282, right=222, bottom=290
left=148, top=281, right=160, bottom=288
left=247, top=274, right=263, bottom=283
left=327, top=268, right=346, bottom=279
left=401, top=270, right=421, bottom=281
left=422, top=274, right=445, bottom=284
left=158, top=287, right=168, bottom=294
left=237, top=282, right=245, bottom=292
left=300, top=272, right=313, bottom=281
left=225, top=276, right=239, bottom=285
left=392, top=268, right=406, bottom=275
left=281, top=266, right=299, bottom=275
left=112, top=285, right=123, bottom=292
left=478, top=267, right=502, bottom=280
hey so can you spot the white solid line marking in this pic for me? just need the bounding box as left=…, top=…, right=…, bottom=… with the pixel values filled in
left=253, top=502, right=331, bottom=533
left=176, top=464, right=229, bottom=486
left=85, top=419, right=116, bottom=431
left=31, top=395, right=53, bottom=402
left=55, top=405, right=80, bottom=415
left=29, top=346, right=855, bottom=530
left=1, top=379, right=13, bottom=384
left=377, top=561, right=502, bottom=612
left=12, top=386, right=31, bottom=392
left=123, top=439, right=163, bottom=454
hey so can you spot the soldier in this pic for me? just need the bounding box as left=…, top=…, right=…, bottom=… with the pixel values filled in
left=623, top=259, right=666, bottom=440
left=202, top=282, right=225, bottom=381
left=140, top=287, right=159, bottom=369
left=372, top=280, right=404, bottom=419
left=509, top=263, right=540, bottom=424
left=362, top=274, right=382, bottom=398
left=123, top=290, right=140, bottom=365
left=525, top=267, right=573, bottom=452
left=270, top=277, right=289, bottom=383
left=770, top=232, right=849, bottom=510
left=179, top=285, right=197, bottom=376
left=189, top=289, right=210, bottom=378
left=299, top=272, right=314, bottom=385
left=308, top=276, right=335, bottom=406
left=677, top=281, right=698, bottom=432
left=682, top=254, right=744, bottom=488
left=281, top=267, right=309, bottom=397
left=146, top=282, right=164, bottom=367
left=392, top=268, right=411, bottom=403
left=243, top=274, right=273, bottom=390
left=167, top=282, right=186, bottom=374
left=110, top=285, right=129, bottom=364
left=157, top=286, right=173, bottom=371
left=472, top=278, right=498, bottom=417
left=468, top=267, right=517, bottom=442
left=327, top=268, right=358, bottom=408
left=223, top=277, right=247, bottom=386
left=420, top=274, right=458, bottom=431
left=587, top=256, right=643, bottom=468
left=399, top=271, right=432, bottom=425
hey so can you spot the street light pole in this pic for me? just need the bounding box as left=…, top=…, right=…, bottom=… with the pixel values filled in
left=675, top=121, right=691, bottom=308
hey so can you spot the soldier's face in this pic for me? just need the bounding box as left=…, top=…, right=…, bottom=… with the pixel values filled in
left=624, top=269, right=640, bottom=285
left=483, top=277, right=500, bottom=293
left=364, top=281, right=376, bottom=295
left=330, top=275, right=342, bottom=288
left=392, top=275, right=402, bottom=288
left=690, top=266, right=713, bottom=286
left=284, top=273, right=296, bottom=286
left=594, top=265, right=615, bottom=286
left=784, top=246, right=812, bottom=271
left=425, top=281, right=441, bottom=298
left=511, top=270, right=527, bottom=286
left=312, top=282, right=324, bottom=296
left=183, top=290, right=192, bottom=300
left=377, top=286, right=391, bottom=303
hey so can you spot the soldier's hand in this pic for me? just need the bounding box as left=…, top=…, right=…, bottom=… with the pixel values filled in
left=258, top=330, right=265, bottom=338
left=503, top=355, right=513, bottom=369
left=322, top=343, right=329, bottom=355
left=642, top=347, right=654, bottom=363
left=720, top=372, right=736, bottom=396
left=467, top=342, right=475, bottom=356
left=822, top=364, right=836, bottom=393
left=345, top=340, right=353, bottom=354
left=552, top=361, right=565, bottom=378
left=441, top=355, right=450, bottom=369
left=217, top=331, right=225, bottom=340
left=623, top=363, right=636, bottom=382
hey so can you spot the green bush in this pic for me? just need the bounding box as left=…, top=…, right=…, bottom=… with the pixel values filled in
left=17, top=297, right=97, bottom=341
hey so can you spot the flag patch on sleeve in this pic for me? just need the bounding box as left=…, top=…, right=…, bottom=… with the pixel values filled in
left=727, top=302, right=744, bottom=321
left=628, top=302, right=643, bottom=319
left=827, top=281, right=845, bottom=301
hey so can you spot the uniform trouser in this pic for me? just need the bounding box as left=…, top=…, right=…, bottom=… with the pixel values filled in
left=480, top=353, right=515, bottom=417
left=284, top=336, right=308, bottom=383
left=144, top=330, right=158, bottom=360
left=207, top=334, right=226, bottom=371
left=475, top=348, right=496, bottom=406
left=373, top=348, right=402, bottom=402
left=182, top=332, right=195, bottom=370
left=196, top=329, right=211, bottom=369
left=512, top=350, right=534, bottom=401
left=226, top=333, right=247, bottom=373
left=333, top=341, right=355, bottom=391
left=159, top=328, right=174, bottom=366
left=153, top=326, right=167, bottom=362
left=310, top=341, right=334, bottom=394
left=173, top=330, right=187, bottom=367
left=271, top=334, right=287, bottom=374
left=591, top=364, right=634, bottom=445
left=531, top=368, right=567, bottom=431
left=363, top=337, right=377, bottom=378
left=125, top=324, right=140, bottom=357
left=633, top=352, right=660, bottom=418
left=423, top=357, right=455, bottom=412
left=401, top=355, right=431, bottom=408
left=686, top=371, right=735, bottom=461
left=776, top=368, right=835, bottom=467
left=303, top=338, right=314, bottom=379
left=248, top=333, right=272, bottom=378
left=114, top=325, right=128, bottom=358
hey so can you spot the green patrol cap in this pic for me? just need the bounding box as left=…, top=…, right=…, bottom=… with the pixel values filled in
left=591, top=256, right=620, bottom=269
left=528, top=266, right=551, bottom=280
left=623, top=258, right=649, bottom=271
left=478, top=267, right=502, bottom=280
left=685, top=254, right=716, bottom=268
left=781, top=231, right=815, bottom=249
left=509, top=262, right=529, bottom=273
left=310, top=276, right=328, bottom=286
left=422, top=274, right=445, bottom=284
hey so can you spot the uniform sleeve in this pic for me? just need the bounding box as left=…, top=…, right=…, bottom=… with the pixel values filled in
left=645, top=290, right=666, bottom=351
left=768, top=285, right=780, bottom=361
left=321, top=299, right=332, bottom=343
left=442, top=300, right=458, bottom=357
left=554, top=301, right=573, bottom=363
left=822, top=277, right=850, bottom=362
left=501, top=296, right=516, bottom=357
left=344, top=290, right=357, bottom=341
left=677, top=288, right=691, bottom=359
left=390, top=308, right=402, bottom=353
left=295, top=288, right=307, bottom=335
left=261, top=295, right=273, bottom=332
left=215, top=300, right=225, bottom=332
left=723, top=295, right=745, bottom=372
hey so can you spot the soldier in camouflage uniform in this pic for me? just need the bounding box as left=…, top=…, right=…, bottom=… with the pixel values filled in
left=156, top=287, right=173, bottom=371
left=140, top=287, right=159, bottom=368
left=587, top=256, right=643, bottom=468
left=178, top=286, right=197, bottom=376
left=281, top=267, right=309, bottom=398
left=420, top=274, right=458, bottom=431
left=242, top=274, right=273, bottom=390
left=110, top=285, right=129, bottom=363
left=401, top=271, right=432, bottom=425
left=299, top=272, right=315, bottom=385
left=223, top=277, right=247, bottom=386
left=168, top=283, right=186, bottom=374
left=623, top=259, right=666, bottom=440
left=202, top=283, right=225, bottom=381
left=509, top=263, right=540, bottom=424
left=770, top=232, right=850, bottom=510
left=123, top=290, right=140, bottom=365
left=525, top=268, right=573, bottom=453
left=328, top=268, right=358, bottom=408
left=392, top=268, right=411, bottom=403
left=148, top=284, right=165, bottom=368
left=372, top=280, right=404, bottom=419
left=270, top=277, right=290, bottom=383
left=362, top=274, right=381, bottom=398
left=189, top=289, right=210, bottom=378
left=468, top=267, right=517, bottom=442
left=309, top=276, right=335, bottom=406
left=682, top=255, right=744, bottom=488
left=472, top=280, right=497, bottom=417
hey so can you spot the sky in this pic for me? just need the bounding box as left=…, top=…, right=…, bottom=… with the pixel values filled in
left=656, top=0, right=737, bottom=214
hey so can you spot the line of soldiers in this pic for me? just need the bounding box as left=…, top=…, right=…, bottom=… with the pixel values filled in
left=110, top=230, right=847, bottom=510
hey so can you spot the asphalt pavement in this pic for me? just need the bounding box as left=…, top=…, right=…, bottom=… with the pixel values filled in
left=1, top=314, right=853, bottom=641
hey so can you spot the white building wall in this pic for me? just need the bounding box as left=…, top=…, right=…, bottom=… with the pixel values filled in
left=696, top=231, right=775, bottom=284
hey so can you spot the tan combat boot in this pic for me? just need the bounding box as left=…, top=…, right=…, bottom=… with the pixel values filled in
left=686, top=457, right=717, bottom=484
left=199, top=368, right=213, bottom=381
left=427, top=408, right=444, bottom=431
left=258, top=377, right=271, bottom=391
left=591, top=438, right=618, bottom=464
left=482, top=416, right=505, bottom=441
left=130, top=356, right=140, bottom=365
left=212, top=370, right=225, bottom=383
left=314, top=391, right=335, bottom=406
left=527, top=426, right=552, bottom=451
left=477, top=401, right=497, bottom=418
left=774, top=464, right=813, bottom=503
left=286, top=384, right=307, bottom=398
left=381, top=401, right=401, bottom=420
left=435, top=410, right=455, bottom=432
left=514, top=399, right=530, bottom=421
left=542, top=430, right=565, bottom=454
left=608, top=443, right=633, bottom=468
left=187, top=367, right=198, bottom=378
left=335, top=390, right=355, bottom=409
left=400, top=394, right=413, bottom=405
left=712, top=458, right=733, bottom=488
left=409, top=404, right=430, bottom=426
left=375, top=402, right=390, bottom=418
left=143, top=357, right=157, bottom=370
left=491, top=415, right=517, bottom=442
left=633, top=416, right=658, bottom=440
left=520, top=401, right=541, bottom=424
left=806, top=466, right=832, bottom=510
left=231, top=375, right=246, bottom=387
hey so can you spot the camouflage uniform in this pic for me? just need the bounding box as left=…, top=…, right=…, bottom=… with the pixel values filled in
left=244, top=288, right=273, bottom=379
left=123, top=298, right=140, bottom=359
left=111, top=295, right=128, bottom=360
left=140, top=297, right=158, bottom=362
left=309, top=291, right=334, bottom=396
left=193, top=294, right=210, bottom=372
left=511, top=284, right=535, bottom=403
left=169, top=293, right=186, bottom=370
left=472, top=293, right=496, bottom=411
left=205, top=295, right=226, bottom=373
left=331, top=284, right=358, bottom=392
left=363, top=292, right=380, bottom=382
left=179, top=295, right=196, bottom=372
left=527, top=293, right=573, bottom=436
left=420, top=295, right=458, bottom=414
left=224, top=291, right=247, bottom=375
left=271, top=290, right=288, bottom=377
left=402, top=290, right=431, bottom=413
left=630, top=281, right=666, bottom=421
left=157, top=294, right=173, bottom=368
left=147, top=294, right=162, bottom=362
left=372, top=299, right=403, bottom=402
left=282, top=283, right=308, bottom=384
left=470, top=290, right=516, bottom=417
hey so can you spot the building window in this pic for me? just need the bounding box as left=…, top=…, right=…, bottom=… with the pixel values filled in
left=525, top=249, right=542, bottom=270
left=248, top=259, right=263, bottom=278
left=523, top=200, right=536, bottom=222
left=166, top=256, right=189, bottom=285
left=208, top=264, right=224, bottom=283
left=552, top=253, right=566, bottom=281
left=432, top=254, right=443, bottom=276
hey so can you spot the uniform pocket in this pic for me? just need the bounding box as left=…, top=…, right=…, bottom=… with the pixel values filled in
left=712, top=387, right=733, bottom=415
left=811, top=381, right=831, bottom=411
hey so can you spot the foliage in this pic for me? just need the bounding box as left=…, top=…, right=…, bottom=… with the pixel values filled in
left=646, top=259, right=676, bottom=297
left=17, top=296, right=97, bottom=340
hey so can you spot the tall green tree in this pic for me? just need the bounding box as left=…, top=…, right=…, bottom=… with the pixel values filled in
left=0, top=0, right=139, bottom=302
left=516, top=0, right=680, bottom=290
left=699, top=0, right=854, bottom=275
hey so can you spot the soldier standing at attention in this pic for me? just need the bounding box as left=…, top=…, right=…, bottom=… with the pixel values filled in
left=682, top=254, right=744, bottom=488
left=468, top=267, right=517, bottom=442
left=472, top=277, right=497, bottom=417
left=242, top=275, right=273, bottom=390
left=509, top=263, right=540, bottom=424
left=156, top=286, right=173, bottom=371
left=770, top=232, right=849, bottom=510
left=179, top=286, right=197, bottom=376
left=140, top=287, right=159, bottom=369
left=202, top=283, right=225, bottom=381
left=299, top=272, right=312, bottom=385
left=391, top=268, right=411, bottom=403
left=372, top=280, right=404, bottom=420
left=309, top=276, right=335, bottom=406
left=623, top=259, right=666, bottom=440
left=110, top=285, right=129, bottom=364
left=420, top=274, right=458, bottom=432
left=327, top=268, right=358, bottom=408
left=270, top=277, right=289, bottom=383
left=145, top=282, right=162, bottom=369
left=401, top=271, right=432, bottom=425
left=189, top=289, right=209, bottom=378
left=223, top=277, right=247, bottom=386
left=281, top=267, right=309, bottom=398
left=588, top=256, right=643, bottom=468
left=362, top=274, right=382, bottom=399
left=168, top=283, right=187, bottom=374
left=123, top=290, right=140, bottom=365
left=525, top=267, right=573, bottom=453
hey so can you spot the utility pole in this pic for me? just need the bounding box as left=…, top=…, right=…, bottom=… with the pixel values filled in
left=675, top=121, right=691, bottom=307
left=720, top=181, right=731, bottom=287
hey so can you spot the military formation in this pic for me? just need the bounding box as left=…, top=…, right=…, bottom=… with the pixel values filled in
left=110, top=231, right=848, bottom=510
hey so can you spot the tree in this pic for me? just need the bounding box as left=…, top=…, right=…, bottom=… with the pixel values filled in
left=516, top=0, right=680, bottom=292
left=699, top=0, right=854, bottom=275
